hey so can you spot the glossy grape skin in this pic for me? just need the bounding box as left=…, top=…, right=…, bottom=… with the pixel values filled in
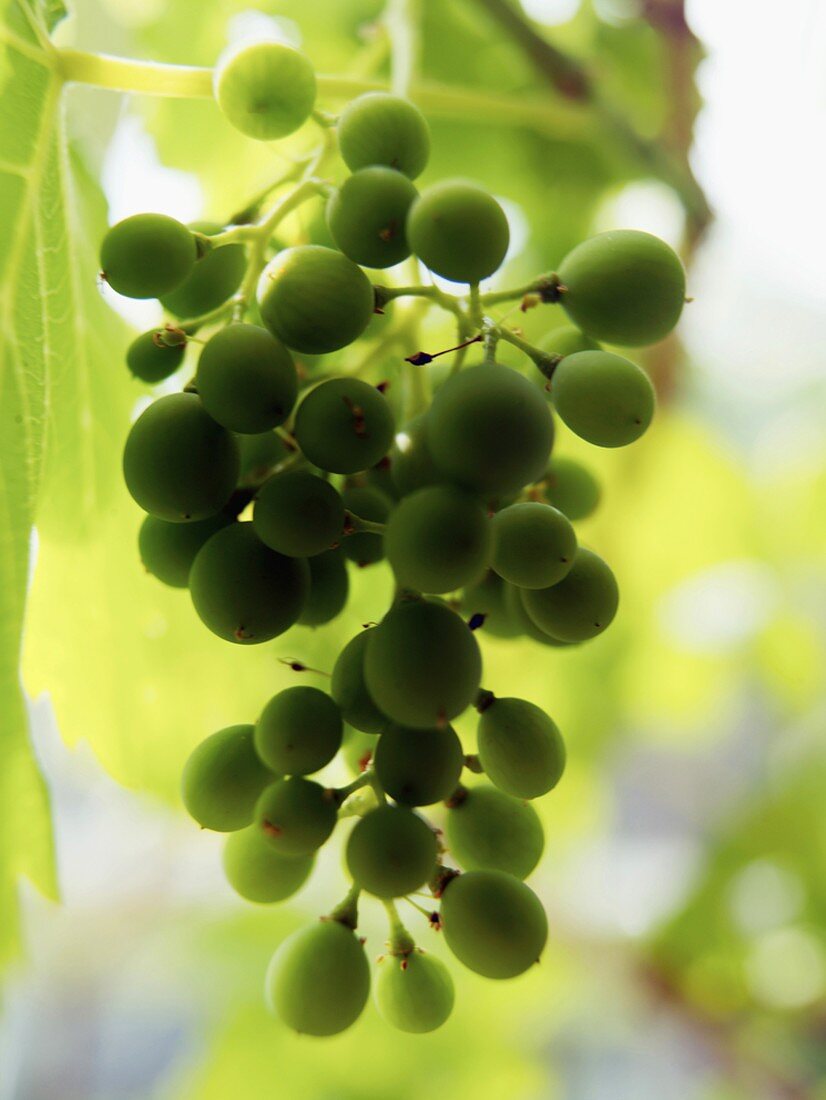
left=138, top=513, right=232, bottom=588
left=364, top=600, right=482, bottom=729
left=522, top=546, right=619, bottom=642
left=294, top=378, right=395, bottom=475
left=160, top=221, right=246, bottom=318
left=543, top=456, right=601, bottom=521
left=426, top=364, right=554, bottom=496
left=326, top=167, right=418, bottom=269
left=337, top=92, right=430, bottom=179
left=181, top=724, right=274, bottom=832
left=477, top=696, right=566, bottom=799
left=346, top=805, right=438, bottom=898
left=122, top=393, right=240, bottom=522
left=299, top=549, right=349, bottom=627
left=189, top=522, right=309, bottom=644
left=236, top=430, right=288, bottom=485
left=446, top=784, right=544, bottom=880
left=375, top=951, right=454, bottom=1033
left=126, top=330, right=185, bottom=384
left=253, top=471, right=345, bottom=557
left=373, top=723, right=464, bottom=806
left=258, top=246, right=374, bottom=354
left=266, top=920, right=370, bottom=1036
left=341, top=485, right=391, bottom=566
left=440, top=870, right=548, bottom=979
left=214, top=41, right=316, bottom=140
left=407, top=180, right=509, bottom=284
left=490, top=501, right=576, bottom=589
left=100, top=213, right=196, bottom=299
left=461, top=570, right=521, bottom=639
left=558, top=229, right=686, bottom=346
left=538, top=324, right=601, bottom=358
left=331, top=630, right=386, bottom=734
left=255, top=687, right=342, bottom=776
left=551, top=350, right=655, bottom=448
left=390, top=414, right=442, bottom=496
left=255, top=777, right=338, bottom=857
left=503, top=581, right=571, bottom=648
left=223, top=826, right=314, bottom=903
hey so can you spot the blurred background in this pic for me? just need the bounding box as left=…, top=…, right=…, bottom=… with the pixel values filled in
left=3, top=1, right=826, bottom=1098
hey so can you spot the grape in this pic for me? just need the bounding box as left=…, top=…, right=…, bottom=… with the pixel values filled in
left=346, top=805, right=437, bottom=897
left=255, top=686, right=342, bottom=776
left=551, top=350, right=655, bottom=448
left=341, top=485, right=392, bottom=565
left=122, top=393, right=240, bottom=522
left=390, top=414, right=442, bottom=496
left=521, top=546, right=619, bottom=642
left=362, top=457, right=399, bottom=502
left=126, top=330, right=185, bottom=384
left=189, top=522, right=309, bottom=643
left=223, top=826, right=314, bottom=903
left=331, top=630, right=386, bottom=734
left=266, top=919, right=370, bottom=1036
left=258, top=246, right=374, bottom=354
left=446, top=784, right=544, bottom=880
left=364, top=600, right=482, bottom=729
left=407, top=180, right=509, bottom=284
left=253, top=470, right=345, bottom=557
left=461, top=570, right=521, bottom=639
left=294, top=378, right=395, bottom=474
left=476, top=696, right=565, bottom=799
left=543, top=456, right=601, bottom=521
left=558, top=229, right=686, bottom=346
left=375, top=950, right=454, bottom=1033
left=440, top=870, right=548, bottom=979
left=237, top=431, right=288, bottom=484
left=326, top=167, right=418, bottom=269
left=299, top=549, right=349, bottom=627
left=490, top=501, right=576, bottom=589
left=138, top=512, right=231, bottom=588
left=214, top=41, right=316, bottom=141
left=538, top=324, right=600, bottom=358
left=100, top=213, right=196, bottom=299
left=384, top=485, right=491, bottom=594
left=160, top=221, right=246, bottom=318
left=502, top=581, right=571, bottom=648
left=255, top=777, right=338, bottom=857
left=426, top=363, right=553, bottom=495
left=181, top=724, right=273, bottom=832
left=373, top=723, right=464, bottom=806
left=337, top=92, right=430, bottom=179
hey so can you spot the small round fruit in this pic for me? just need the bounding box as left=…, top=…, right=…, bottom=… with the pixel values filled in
left=373, top=724, right=464, bottom=806
left=100, top=213, right=196, bottom=299
left=375, top=951, right=454, bottom=1033
left=346, top=805, right=437, bottom=897
left=255, top=777, right=337, bottom=857
left=138, top=513, right=231, bottom=588
left=446, top=785, right=544, bottom=880
left=160, top=221, right=246, bottom=318
left=477, top=696, right=565, bottom=800
left=223, top=826, right=314, bottom=903
left=543, top=456, right=601, bottom=521
left=253, top=471, right=345, bottom=557
left=236, top=430, right=288, bottom=484
left=503, top=581, right=573, bottom=647
left=341, top=485, right=391, bottom=566
left=126, top=330, right=185, bottom=383
left=331, top=630, right=386, bottom=734
left=299, top=549, right=349, bottom=627
left=462, top=570, right=521, bottom=639
left=490, top=501, right=576, bottom=589
left=181, top=724, right=273, bottom=832
left=294, top=377, right=395, bottom=474
left=214, top=41, right=316, bottom=141
left=407, top=180, right=509, bottom=283
left=538, top=324, right=600, bottom=358
left=551, top=350, right=655, bottom=447
left=521, top=547, right=619, bottom=642
left=326, top=167, right=417, bottom=269
left=337, top=92, right=430, bottom=179
left=255, top=686, right=342, bottom=776
left=391, top=414, right=442, bottom=496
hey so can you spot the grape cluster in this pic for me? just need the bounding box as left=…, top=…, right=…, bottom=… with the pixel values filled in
left=102, top=37, right=686, bottom=1036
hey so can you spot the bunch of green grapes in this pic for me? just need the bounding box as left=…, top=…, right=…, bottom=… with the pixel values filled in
left=102, top=36, right=687, bottom=1037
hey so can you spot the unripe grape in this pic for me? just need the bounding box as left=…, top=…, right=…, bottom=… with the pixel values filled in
left=391, top=414, right=442, bottom=496
left=223, top=826, right=314, bottom=903
left=551, top=350, right=655, bottom=448
left=299, top=549, right=349, bottom=627
left=327, top=167, right=418, bottom=269
left=363, top=457, right=399, bottom=502
left=181, top=724, right=274, bottom=832
left=373, top=724, right=464, bottom=806
left=237, top=430, right=288, bottom=484
left=341, top=485, right=391, bottom=566
left=558, top=229, right=686, bottom=346
left=138, top=513, right=231, bottom=588
left=255, top=686, right=342, bottom=776
left=461, top=570, right=521, bottom=639
left=337, top=92, right=430, bottom=179
left=126, top=330, right=185, bottom=384
left=375, top=951, right=454, bottom=1033
left=160, top=221, right=246, bottom=318
left=214, top=41, right=316, bottom=141
left=100, top=213, right=196, bottom=299
left=490, top=501, right=576, bottom=589
left=440, top=870, right=548, bottom=979
left=407, top=180, right=509, bottom=283
left=189, top=522, right=309, bottom=643
left=543, top=456, right=601, bottom=521
left=255, top=777, right=337, bottom=857
left=476, top=696, right=565, bottom=799
left=446, top=785, right=544, bottom=880
left=521, top=546, right=618, bottom=642
left=122, top=393, right=239, bottom=522
left=503, top=580, right=571, bottom=648
left=253, top=470, right=345, bottom=557
left=294, top=377, right=395, bottom=474
left=346, top=805, right=437, bottom=897
left=538, top=324, right=600, bottom=358
left=331, top=630, right=386, bottom=734
left=266, top=920, right=370, bottom=1036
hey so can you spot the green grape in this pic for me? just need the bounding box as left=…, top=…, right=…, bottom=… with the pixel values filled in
left=373, top=724, right=464, bottom=806
left=255, top=777, right=338, bottom=857
left=407, top=179, right=510, bottom=283
left=138, top=512, right=231, bottom=588
left=384, top=485, right=491, bottom=594
left=196, top=323, right=297, bottom=434
left=342, top=724, right=377, bottom=775
left=100, top=213, right=196, bottom=299
left=551, top=350, right=655, bottom=448
left=521, top=546, right=619, bottom=642
left=253, top=470, right=345, bottom=557
left=331, top=630, right=386, bottom=734
left=390, top=414, right=442, bottom=496
left=337, top=92, right=430, bottom=179
left=255, top=686, right=342, bottom=776
left=341, top=485, right=391, bottom=566
left=461, top=570, right=521, bottom=639
left=326, top=167, right=418, bottom=269
left=543, top=455, right=601, bottom=521
left=160, top=221, right=246, bottom=318
left=293, top=377, right=395, bottom=474
left=538, top=324, right=601, bottom=358
left=214, top=41, right=316, bottom=141
left=426, top=364, right=554, bottom=495
left=363, top=457, right=399, bottom=502
left=346, top=805, right=438, bottom=898
left=364, top=600, right=482, bottom=729
left=189, top=522, right=309, bottom=643
left=126, top=330, right=185, bottom=384
left=266, top=920, right=370, bottom=1036
left=236, top=430, right=288, bottom=485
left=440, top=870, right=548, bottom=979
left=223, top=826, right=314, bottom=903
left=299, top=549, right=349, bottom=627
left=258, top=245, right=374, bottom=354
left=503, top=581, right=570, bottom=648
left=122, top=393, right=240, bottom=522
left=490, top=501, right=577, bottom=589
left=181, top=724, right=274, bottom=832
left=375, top=950, right=454, bottom=1034
left=476, top=695, right=565, bottom=799
left=446, top=785, right=544, bottom=880
left=557, top=229, right=686, bottom=346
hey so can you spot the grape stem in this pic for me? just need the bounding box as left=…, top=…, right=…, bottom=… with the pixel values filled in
left=334, top=768, right=375, bottom=804
left=381, top=899, right=416, bottom=957
left=494, top=326, right=558, bottom=378
left=326, top=884, right=362, bottom=930
left=343, top=511, right=386, bottom=537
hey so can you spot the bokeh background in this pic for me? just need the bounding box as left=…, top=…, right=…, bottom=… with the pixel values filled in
left=3, top=1, right=826, bottom=1098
